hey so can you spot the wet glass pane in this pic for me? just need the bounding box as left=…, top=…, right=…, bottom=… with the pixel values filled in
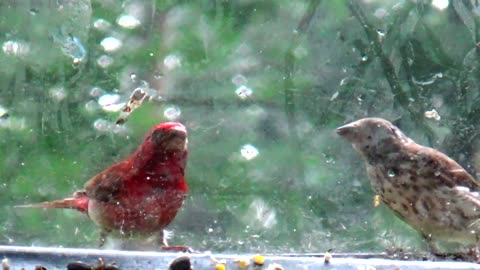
left=0, top=0, right=478, bottom=258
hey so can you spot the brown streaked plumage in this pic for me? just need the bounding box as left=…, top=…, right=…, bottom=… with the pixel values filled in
left=337, top=117, right=480, bottom=258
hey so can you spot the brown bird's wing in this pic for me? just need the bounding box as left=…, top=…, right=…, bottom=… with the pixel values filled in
left=84, top=161, right=128, bottom=203
left=410, top=146, right=480, bottom=225
left=410, top=145, right=480, bottom=192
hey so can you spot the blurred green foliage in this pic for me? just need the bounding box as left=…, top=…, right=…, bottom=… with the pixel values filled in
left=0, top=0, right=479, bottom=254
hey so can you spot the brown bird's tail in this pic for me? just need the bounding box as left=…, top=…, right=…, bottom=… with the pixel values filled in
left=15, top=196, right=89, bottom=214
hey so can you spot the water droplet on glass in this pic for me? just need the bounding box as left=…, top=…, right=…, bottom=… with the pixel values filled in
left=434, top=171, right=441, bottom=176
left=84, top=100, right=99, bottom=113
left=49, top=87, right=67, bottom=101
left=98, top=93, right=120, bottom=106
left=100, top=37, right=122, bottom=52
left=56, top=35, right=87, bottom=64
left=93, top=119, right=112, bottom=132
left=93, top=19, right=111, bottom=31
left=374, top=8, right=388, bottom=19
left=232, top=74, right=248, bottom=86
left=130, top=73, right=137, bottom=82
left=246, top=198, right=277, bottom=229
left=0, top=106, right=8, bottom=119
left=208, top=228, right=213, bottom=233
left=164, top=105, right=181, bottom=120
left=98, top=94, right=124, bottom=112
left=97, top=55, right=113, bottom=68
left=235, top=85, right=253, bottom=99
left=424, top=109, right=441, bottom=121
left=240, top=144, right=259, bottom=160
left=361, top=55, right=368, bottom=62
left=117, top=14, right=141, bottom=29
left=432, top=0, right=449, bottom=10
left=2, top=40, right=29, bottom=56
left=163, top=54, right=181, bottom=70
left=388, top=169, right=396, bottom=177
left=90, top=87, right=104, bottom=97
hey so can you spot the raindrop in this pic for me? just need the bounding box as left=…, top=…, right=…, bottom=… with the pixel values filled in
left=93, top=119, right=112, bottom=132
left=164, top=106, right=181, bottom=120
left=0, top=106, right=8, bottom=119
left=232, top=74, right=247, bottom=86
left=387, top=169, right=396, bottom=177
left=235, top=85, right=253, bottom=99
left=98, top=94, right=125, bottom=112
left=97, top=55, right=113, bottom=68
left=374, top=8, right=388, bottom=19
left=208, top=228, right=213, bottom=233
left=98, top=93, right=120, bottom=106
left=163, top=54, right=181, bottom=70
left=246, top=198, right=277, bottom=229
left=49, top=87, right=67, bottom=101
left=100, top=37, right=122, bottom=52
left=424, top=109, right=441, bottom=121
left=2, top=40, right=29, bottom=56
left=240, top=144, right=259, bottom=160
left=361, top=55, right=368, bottom=62
left=117, top=14, right=141, bottom=29
left=434, top=171, right=441, bottom=176
left=130, top=73, right=137, bottom=82
left=432, top=0, right=449, bottom=10
left=84, top=100, right=99, bottom=112
left=57, top=35, right=87, bottom=64
left=90, top=87, right=105, bottom=97
left=93, top=19, right=111, bottom=31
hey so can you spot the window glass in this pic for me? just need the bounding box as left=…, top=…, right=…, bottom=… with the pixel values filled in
left=0, top=0, right=475, bottom=254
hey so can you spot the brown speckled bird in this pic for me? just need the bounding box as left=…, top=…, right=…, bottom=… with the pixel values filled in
left=336, top=117, right=480, bottom=257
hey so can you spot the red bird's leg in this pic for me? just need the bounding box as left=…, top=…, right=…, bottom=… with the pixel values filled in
left=157, top=230, right=193, bottom=252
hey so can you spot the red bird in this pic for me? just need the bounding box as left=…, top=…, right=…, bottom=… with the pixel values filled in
left=18, top=122, right=189, bottom=250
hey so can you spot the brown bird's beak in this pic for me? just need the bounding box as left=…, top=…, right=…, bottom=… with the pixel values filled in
left=336, top=123, right=355, bottom=137
left=336, top=122, right=359, bottom=142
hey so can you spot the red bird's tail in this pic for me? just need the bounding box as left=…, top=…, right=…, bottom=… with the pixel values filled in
left=16, top=196, right=89, bottom=214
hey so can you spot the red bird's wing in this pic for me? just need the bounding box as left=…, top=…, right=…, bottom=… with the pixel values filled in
left=84, top=161, right=128, bottom=203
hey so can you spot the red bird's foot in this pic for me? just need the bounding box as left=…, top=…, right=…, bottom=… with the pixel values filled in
left=162, top=245, right=195, bottom=253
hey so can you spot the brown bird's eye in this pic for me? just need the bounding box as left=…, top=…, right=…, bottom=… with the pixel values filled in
left=367, top=135, right=372, bottom=140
